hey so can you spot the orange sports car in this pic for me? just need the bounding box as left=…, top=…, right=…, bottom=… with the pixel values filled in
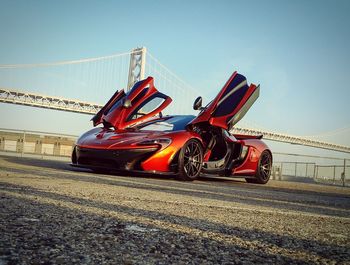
left=71, top=71, right=272, bottom=184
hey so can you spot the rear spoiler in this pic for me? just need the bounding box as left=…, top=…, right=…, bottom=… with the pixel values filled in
left=233, top=134, right=263, bottom=140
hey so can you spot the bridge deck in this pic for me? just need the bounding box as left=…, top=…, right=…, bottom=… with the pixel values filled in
left=1, top=88, right=350, bottom=153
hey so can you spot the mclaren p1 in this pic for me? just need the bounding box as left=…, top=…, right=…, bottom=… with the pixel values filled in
left=71, top=71, right=272, bottom=184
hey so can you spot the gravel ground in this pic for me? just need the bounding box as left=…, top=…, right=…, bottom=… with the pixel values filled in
left=0, top=155, right=349, bottom=265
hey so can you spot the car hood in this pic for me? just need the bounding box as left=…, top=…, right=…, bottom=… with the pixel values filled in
left=77, top=127, right=172, bottom=150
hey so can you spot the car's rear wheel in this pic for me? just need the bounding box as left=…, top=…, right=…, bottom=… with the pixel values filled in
left=177, top=139, right=203, bottom=181
left=71, top=146, right=77, bottom=164
left=246, top=150, right=272, bottom=184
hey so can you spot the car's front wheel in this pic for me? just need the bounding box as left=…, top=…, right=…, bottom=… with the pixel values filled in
left=246, top=150, right=272, bottom=184
left=177, top=139, right=203, bottom=181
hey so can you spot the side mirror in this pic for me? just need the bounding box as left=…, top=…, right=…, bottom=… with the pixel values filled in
left=193, top=96, right=203, bottom=110
left=123, top=99, right=132, bottom=108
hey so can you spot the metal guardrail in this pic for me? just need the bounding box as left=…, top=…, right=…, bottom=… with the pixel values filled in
left=272, top=161, right=349, bottom=187
left=314, top=165, right=349, bottom=186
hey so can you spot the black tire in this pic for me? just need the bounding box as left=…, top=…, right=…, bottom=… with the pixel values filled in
left=177, top=139, right=203, bottom=181
left=245, top=150, right=272, bottom=184
left=71, top=146, right=77, bottom=164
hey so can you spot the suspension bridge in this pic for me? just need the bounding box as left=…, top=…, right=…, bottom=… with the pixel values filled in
left=0, top=47, right=349, bottom=153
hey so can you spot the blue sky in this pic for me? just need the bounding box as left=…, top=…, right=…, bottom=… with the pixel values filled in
left=0, top=0, right=349, bottom=150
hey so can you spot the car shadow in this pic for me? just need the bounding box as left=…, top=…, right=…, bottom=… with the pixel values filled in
left=1, top=156, right=350, bottom=218
left=2, top=155, right=349, bottom=198
left=1, top=183, right=348, bottom=264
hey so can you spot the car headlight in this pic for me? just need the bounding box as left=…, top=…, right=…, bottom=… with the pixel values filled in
left=137, top=138, right=172, bottom=148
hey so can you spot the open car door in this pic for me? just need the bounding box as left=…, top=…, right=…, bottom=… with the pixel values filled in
left=91, top=90, right=125, bottom=127
left=190, top=71, right=259, bottom=130
left=92, top=77, right=172, bottom=131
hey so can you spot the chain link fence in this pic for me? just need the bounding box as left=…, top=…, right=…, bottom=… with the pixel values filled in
left=272, top=153, right=349, bottom=187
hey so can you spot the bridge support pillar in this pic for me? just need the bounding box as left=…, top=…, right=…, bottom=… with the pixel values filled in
left=127, top=47, right=147, bottom=90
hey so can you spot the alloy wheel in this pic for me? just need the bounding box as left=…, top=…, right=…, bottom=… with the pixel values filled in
left=259, top=151, right=272, bottom=181
left=183, top=141, right=203, bottom=178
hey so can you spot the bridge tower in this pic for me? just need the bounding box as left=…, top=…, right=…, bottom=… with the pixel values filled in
left=127, top=47, right=147, bottom=90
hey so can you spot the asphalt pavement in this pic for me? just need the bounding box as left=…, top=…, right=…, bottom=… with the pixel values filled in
left=0, top=155, right=349, bottom=264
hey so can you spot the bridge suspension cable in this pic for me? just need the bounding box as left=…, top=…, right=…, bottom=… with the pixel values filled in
left=143, top=51, right=202, bottom=115
left=0, top=47, right=349, bottom=153
left=0, top=50, right=132, bottom=104
left=0, top=47, right=200, bottom=115
left=147, top=52, right=201, bottom=95
left=0, top=50, right=135, bottom=68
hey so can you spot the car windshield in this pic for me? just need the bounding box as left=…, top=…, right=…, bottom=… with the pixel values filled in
left=138, top=115, right=195, bottom=132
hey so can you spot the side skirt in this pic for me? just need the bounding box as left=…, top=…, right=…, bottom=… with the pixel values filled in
left=70, top=163, right=177, bottom=176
